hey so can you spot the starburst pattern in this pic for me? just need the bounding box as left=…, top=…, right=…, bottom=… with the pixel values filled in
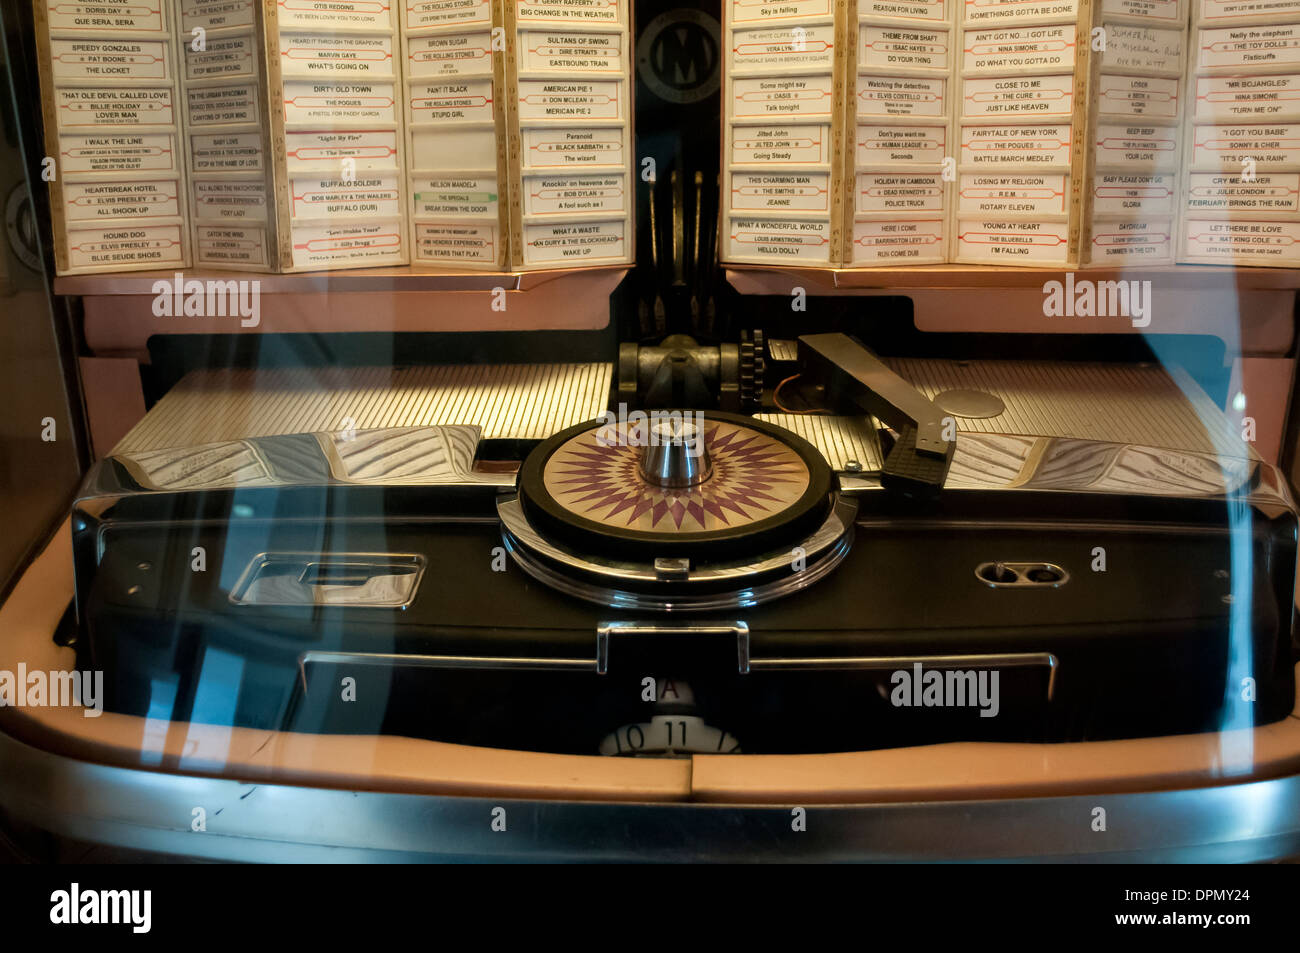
left=542, top=420, right=810, bottom=534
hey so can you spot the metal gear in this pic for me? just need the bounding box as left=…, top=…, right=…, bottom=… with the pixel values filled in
left=739, top=329, right=766, bottom=411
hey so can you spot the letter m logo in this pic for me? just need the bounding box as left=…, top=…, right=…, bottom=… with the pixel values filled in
left=649, top=20, right=717, bottom=94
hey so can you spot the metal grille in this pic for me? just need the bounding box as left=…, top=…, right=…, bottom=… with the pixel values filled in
left=886, top=359, right=1247, bottom=457
left=114, top=364, right=613, bottom=452
left=754, top=414, right=883, bottom=471
left=115, top=359, right=1244, bottom=464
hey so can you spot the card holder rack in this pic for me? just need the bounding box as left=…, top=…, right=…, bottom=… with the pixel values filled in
left=259, top=0, right=411, bottom=272
left=34, top=0, right=191, bottom=275
left=399, top=0, right=636, bottom=271
left=179, top=0, right=277, bottom=272
left=847, top=0, right=959, bottom=267
left=1177, top=0, right=1300, bottom=267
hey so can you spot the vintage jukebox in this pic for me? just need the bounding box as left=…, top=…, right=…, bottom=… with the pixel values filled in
left=0, top=0, right=1296, bottom=864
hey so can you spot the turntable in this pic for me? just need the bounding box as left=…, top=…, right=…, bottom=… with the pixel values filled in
left=71, top=332, right=1299, bottom=758
left=501, top=410, right=848, bottom=611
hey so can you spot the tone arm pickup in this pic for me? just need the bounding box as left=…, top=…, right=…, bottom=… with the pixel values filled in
left=797, top=332, right=954, bottom=498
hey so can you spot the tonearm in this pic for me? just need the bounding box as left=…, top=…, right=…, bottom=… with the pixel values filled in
left=796, top=333, right=955, bottom=498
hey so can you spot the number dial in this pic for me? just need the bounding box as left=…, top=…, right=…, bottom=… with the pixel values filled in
left=599, top=714, right=741, bottom=756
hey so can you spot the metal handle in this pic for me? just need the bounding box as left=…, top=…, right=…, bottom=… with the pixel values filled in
left=596, top=622, right=751, bottom=674
left=230, top=552, right=426, bottom=608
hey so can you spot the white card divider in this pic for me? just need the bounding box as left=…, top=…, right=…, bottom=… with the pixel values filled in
left=402, top=0, right=509, bottom=269
left=178, top=0, right=276, bottom=272
left=1177, top=0, right=1300, bottom=267
left=953, top=0, right=1097, bottom=268
left=722, top=0, right=848, bottom=266
left=400, top=0, right=636, bottom=271
left=849, top=0, right=959, bottom=266
left=952, top=0, right=1194, bottom=269
left=1082, top=0, right=1189, bottom=267
left=34, top=0, right=192, bottom=275
left=259, top=0, right=410, bottom=272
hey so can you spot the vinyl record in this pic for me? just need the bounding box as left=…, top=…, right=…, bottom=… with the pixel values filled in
left=517, top=411, right=834, bottom=559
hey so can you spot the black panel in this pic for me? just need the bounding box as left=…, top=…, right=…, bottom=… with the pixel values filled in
left=78, top=486, right=1298, bottom=754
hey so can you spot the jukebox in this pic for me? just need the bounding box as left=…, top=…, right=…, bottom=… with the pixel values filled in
left=0, top=0, right=1296, bottom=863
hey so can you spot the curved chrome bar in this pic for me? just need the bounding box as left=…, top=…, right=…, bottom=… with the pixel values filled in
left=1, top=727, right=1297, bottom=862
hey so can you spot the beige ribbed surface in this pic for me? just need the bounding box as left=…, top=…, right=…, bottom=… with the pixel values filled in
left=754, top=414, right=883, bottom=471
left=114, top=359, right=1242, bottom=464
left=887, top=359, right=1246, bottom=457
left=114, top=364, right=613, bottom=452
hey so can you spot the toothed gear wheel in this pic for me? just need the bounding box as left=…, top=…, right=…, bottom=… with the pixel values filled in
left=739, top=330, right=765, bottom=411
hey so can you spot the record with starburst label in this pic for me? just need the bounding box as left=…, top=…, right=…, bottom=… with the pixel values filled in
left=517, top=412, right=834, bottom=559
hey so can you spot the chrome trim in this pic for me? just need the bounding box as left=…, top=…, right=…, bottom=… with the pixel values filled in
left=654, top=557, right=691, bottom=580
left=496, top=517, right=852, bottom=613
left=596, top=622, right=750, bottom=674
left=2, top=726, right=1299, bottom=861
left=301, top=638, right=1059, bottom=698
left=755, top=413, right=884, bottom=472
left=76, top=426, right=517, bottom=512
left=748, top=652, right=1060, bottom=701
left=886, top=358, right=1249, bottom=459
left=830, top=434, right=1296, bottom=512
left=231, top=552, right=427, bottom=608
left=836, top=473, right=881, bottom=493
left=497, top=494, right=858, bottom=586
left=298, top=651, right=596, bottom=693
left=637, top=419, right=713, bottom=487
left=973, top=562, right=1070, bottom=590
left=767, top=338, right=799, bottom=362
left=299, top=623, right=756, bottom=681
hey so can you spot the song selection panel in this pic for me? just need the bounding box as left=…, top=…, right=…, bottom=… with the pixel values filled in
left=851, top=0, right=958, bottom=266
left=33, top=0, right=1300, bottom=273
left=180, top=0, right=274, bottom=271
left=955, top=0, right=1090, bottom=266
left=1085, top=0, right=1188, bottom=266
left=268, top=0, right=409, bottom=271
left=35, top=0, right=190, bottom=274
left=510, top=0, right=634, bottom=270
left=723, top=0, right=843, bottom=266
left=1179, top=0, right=1300, bottom=266
left=402, top=0, right=508, bottom=268
left=401, top=0, right=634, bottom=270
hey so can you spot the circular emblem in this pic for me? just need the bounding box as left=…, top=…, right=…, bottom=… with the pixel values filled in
left=517, top=412, right=834, bottom=560
left=637, top=8, right=722, bottom=105
left=542, top=418, right=810, bottom=536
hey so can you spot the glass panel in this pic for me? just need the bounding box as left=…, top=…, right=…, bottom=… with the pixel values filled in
left=0, top=0, right=1295, bottom=864
left=0, top=8, right=82, bottom=594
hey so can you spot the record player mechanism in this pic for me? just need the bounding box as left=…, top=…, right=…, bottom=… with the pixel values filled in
left=502, top=410, right=848, bottom=610
left=499, top=333, right=963, bottom=610
left=69, top=331, right=1298, bottom=755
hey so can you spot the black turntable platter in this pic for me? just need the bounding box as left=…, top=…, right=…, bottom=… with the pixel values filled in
left=516, top=411, right=834, bottom=560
